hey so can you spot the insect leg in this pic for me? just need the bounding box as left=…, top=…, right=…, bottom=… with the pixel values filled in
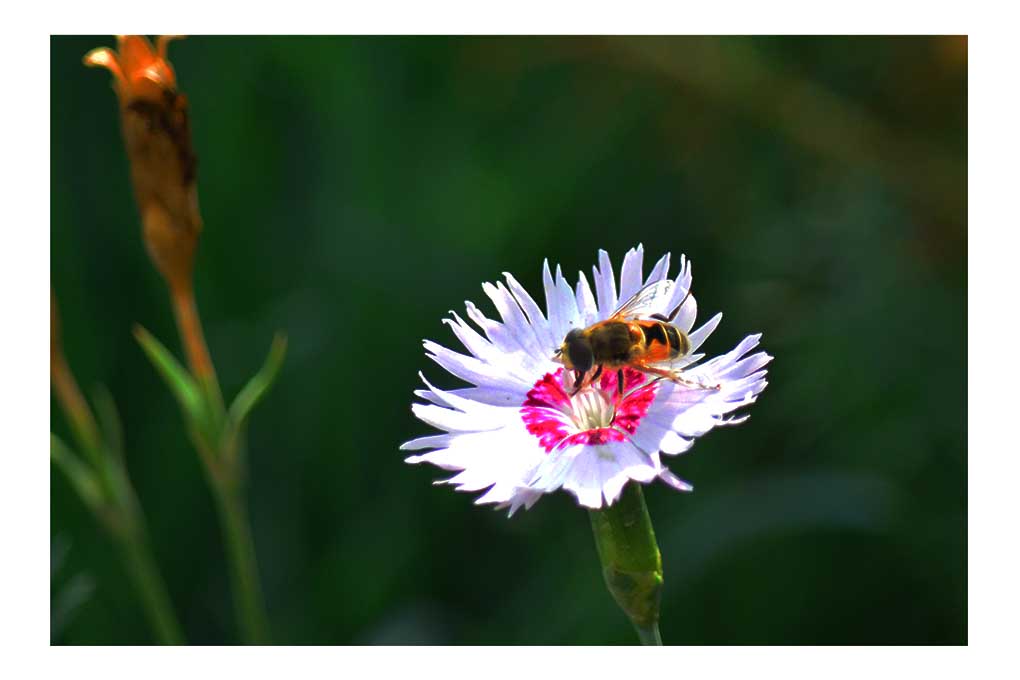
left=569, top=369, right=587, bottom=397
left=651, top=289, right=693, bottom=322
left=617, top=369, right=625, bottom=396
left=639, top=365, right=720, bottom=391
left=591, top=365, right=604, bottom=384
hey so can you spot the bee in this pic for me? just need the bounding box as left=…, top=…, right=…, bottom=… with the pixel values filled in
left=553, top=280, right=719, bottom=396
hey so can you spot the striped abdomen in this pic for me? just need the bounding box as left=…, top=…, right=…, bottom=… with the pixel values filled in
left=633, top=320, right=690, bottom=362
left=586, top=320, right=691, bottom=368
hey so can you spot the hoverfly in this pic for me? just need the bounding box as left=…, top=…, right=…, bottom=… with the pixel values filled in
left=553, top=279, right=719, bottom=396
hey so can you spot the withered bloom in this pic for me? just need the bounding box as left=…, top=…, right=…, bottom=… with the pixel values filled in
left=85, top=36, right=201, bottom=292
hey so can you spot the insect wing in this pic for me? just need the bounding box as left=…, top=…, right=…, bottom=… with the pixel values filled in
left=609, top=280, right=676, bottom=321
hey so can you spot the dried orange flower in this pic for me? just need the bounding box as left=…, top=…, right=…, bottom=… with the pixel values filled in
left=85, top=36, right=202, bottom=292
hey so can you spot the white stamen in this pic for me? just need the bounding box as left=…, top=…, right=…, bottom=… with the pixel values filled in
left=568, top=388, right=616, bottom=431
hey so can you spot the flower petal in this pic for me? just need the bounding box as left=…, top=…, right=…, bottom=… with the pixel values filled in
left=406, top=420, right=546, bottom=502
left=483, top=281, right=543, bottom=362
left=657, top=467, right=694, bottom=492
left=687, top=312, right=722, bottom=353
left=593, top=249, right=618, bottom=318
left=646, top=252, right=671, bottom=286
left=443, top=312, right=500, bottom=364
left=528, top=440, right=659, bottom=509
left=618, top=244, right=645, bottom=302
left=415, top=385, right=524, bottom=407
left=423, top=339, right=530, bottom=393
left=411, top=402, right=509, bottom=433
left=416, top=372, right=521, bottom=419
left=504, top=272, right=555, bottom=356
left=545, top=262, right=581, bottom=343
left=399, top=433, right=455, bottom=451
left=575, top=271, right=598, bottom=327
left=464, top=300, right=519, bottom=358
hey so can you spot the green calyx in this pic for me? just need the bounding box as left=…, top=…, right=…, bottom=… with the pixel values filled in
left=589, top=482, right=664, bottom=644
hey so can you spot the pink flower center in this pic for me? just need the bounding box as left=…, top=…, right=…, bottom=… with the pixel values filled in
left=520, top=367, right=658, bottom=453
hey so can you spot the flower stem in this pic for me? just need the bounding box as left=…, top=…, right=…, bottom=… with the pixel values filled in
left=589, top=482, right=664, bottom=645
left=170, top=283, right=224, bottom=413
left=119, top=525, right=185, bottom=645
left=51, top=337, right=184, bottom=644
left=634, top=621, right=663, bottom=645
left=215, top=482, right=270, bottom=644
left=170, top=281, right=270, bottom=643
left=50, top=350, right=102, bottom=461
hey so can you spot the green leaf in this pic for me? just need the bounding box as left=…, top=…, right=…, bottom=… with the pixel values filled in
left=228, top=333, right=287, bottom=432
left=51, top=434, right=104, bottom=512
left=92, top=384, right=124, bottom=463
left=223, top=334, right=287, bottom=462
left=133, top=325, right=210, bottom=435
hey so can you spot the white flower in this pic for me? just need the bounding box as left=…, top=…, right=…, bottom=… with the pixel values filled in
left=402, top=245, right=771, bottom=515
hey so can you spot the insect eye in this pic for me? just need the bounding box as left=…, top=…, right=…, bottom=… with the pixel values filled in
left=566, top=336, right=593, bottom=373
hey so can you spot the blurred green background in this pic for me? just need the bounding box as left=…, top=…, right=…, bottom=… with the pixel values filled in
left=50, top=36, right=966, bottom=644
